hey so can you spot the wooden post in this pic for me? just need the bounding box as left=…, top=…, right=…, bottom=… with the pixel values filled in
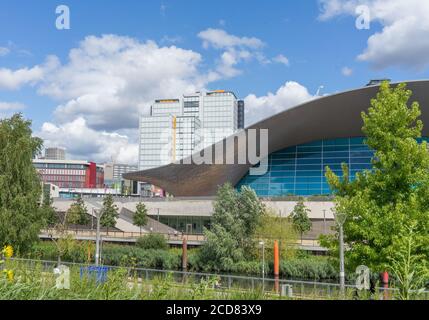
left=182, top=237, right=188, bottom=272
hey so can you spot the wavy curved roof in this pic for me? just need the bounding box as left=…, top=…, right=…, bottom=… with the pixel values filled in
left=124, top=80, right=429, bottom=196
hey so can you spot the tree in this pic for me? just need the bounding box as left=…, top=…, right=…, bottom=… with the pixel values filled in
left=66, top=197, right=89, bottom=226
left=323, top=82, right=429, bottom=271
left=133, top=202, right=148, bottom=235
left=0, top=113, right=46, bottom=253
left=255, top=209, right=298, bottom=259
left=291, top=198, right=312, bottom=244
left=100, top=194, right=119, bottom=234
left=136, top=233, right=168, bottom=250
left=199, top=184, right=265, bottom=271
left=41, top=188, right=58, bottom=226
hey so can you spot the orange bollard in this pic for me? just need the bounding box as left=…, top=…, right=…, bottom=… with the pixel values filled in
left=274, top=240, right=280, bottom=293
left=382, top=271, right=389, bottom=300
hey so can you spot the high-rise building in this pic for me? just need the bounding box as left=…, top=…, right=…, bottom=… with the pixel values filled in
left=138, top=90, right=240, bottom=171
left=44, top=147, right=66, bottom=160
left=237, top=100, right=245, bottom=129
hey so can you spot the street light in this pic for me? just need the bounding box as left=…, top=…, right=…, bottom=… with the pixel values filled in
left=259, top=241, right=265, bottom=292
left=94, top=209, right=104, bottom=266
left=333, top=209, right=347, bottom=298
left=322, top=209, right=327, bottom=234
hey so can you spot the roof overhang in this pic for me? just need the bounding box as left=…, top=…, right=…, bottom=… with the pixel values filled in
left=125, top=80, right=429, bottom=196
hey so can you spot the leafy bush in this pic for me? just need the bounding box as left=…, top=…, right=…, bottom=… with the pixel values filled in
left=136, top=234, right=168, bottom=250
left=25, top=241, right=338, bottom=280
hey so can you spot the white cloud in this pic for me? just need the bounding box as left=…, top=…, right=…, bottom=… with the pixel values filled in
left=0, top=47, right=10, bottom=57
left=198, top=28, right=272, bottom=80
left=38, top=35, right=207, bottom=131
left=273, top=54, right=290, bottom=66
left=341, top=66, right=353, bottom=76
left=0, top=55, right=58, bottom=90
left=198, top=28, right=265, bottom=50
left=244, top=81, right=316, bottom=126
left=319, top=0, right=429, bottom=70
left=0, top=101, right=26, bottom=119
left=37, top=117, right=138, bottom=164
left=0, top=101, right=25, bottom=111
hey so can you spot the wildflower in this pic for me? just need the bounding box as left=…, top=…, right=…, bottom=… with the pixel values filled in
left=2, top=270, right=14, bottom=282
left=2, top=245, right=13, bottom=258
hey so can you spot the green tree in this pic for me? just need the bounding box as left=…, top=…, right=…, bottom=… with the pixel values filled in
left=133, top=202, right=148, bottom=235
left=199, top=184, right=265, bottom=271
left=255, top=209, right=297, bottom=259
left=0, top=113, right=45, bottom=253
left=291, top=198, right=312, bottom=243
left=136, top=233, right=168, bottom=250
left=41, top=188, right=58, bottom=226
left=100, top=194, right=119, bottom=234
left=323, top=82, right=429, bottom=271
left=66, top=197, right=90, bottom=226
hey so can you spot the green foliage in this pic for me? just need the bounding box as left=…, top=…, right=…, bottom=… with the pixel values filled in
left=388, top=225, right=429, bottom=300
left=199, top=184, right=266, bottom=270
left=66, top=197, right=90, bottom=226
left=324, top=82, right=429, bottom=271
left=41, top=191, right=58, bottom=226
left=291, top=198, right=312, bottom=241
left=136, top=233, right=168, bottom=250
left=100, top=194, right=119, bottom=231
left=255, top=209, right=297, bottom=259
left=133, top=202, right=148, bottom=234
left=0, top=114, right=46, bottom=253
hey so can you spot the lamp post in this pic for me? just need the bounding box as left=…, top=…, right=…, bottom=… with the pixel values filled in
left=333, top=210, right=347, bottom=298
left=95, top=209, right=104, bottom=266
left=259, top=241, right=265, bottom=293
left=322, top=209, right=326, bottom=234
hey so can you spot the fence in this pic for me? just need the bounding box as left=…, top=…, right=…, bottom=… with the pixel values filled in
left=9, top=258, right=429, bottom=300
left=40, top=229, right=206, bottom=243
left=40, top=229, right=323, bottom=248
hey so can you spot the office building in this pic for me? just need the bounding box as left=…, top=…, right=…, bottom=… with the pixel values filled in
left=138, top=90, right=241, bottom=171
left=44, top=147, right=66, bottom=160
left=33, top=159, right=104, bottom=189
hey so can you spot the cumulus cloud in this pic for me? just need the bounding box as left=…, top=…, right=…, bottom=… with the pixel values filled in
left=319, top=0, right=429, bottom=70
left=341, top=66, right=353, bottom=76
left=38, top=35, right=207, bottom=131
left=197, top=28, right=278, bottom=80
left=244, top=81, right=316, bottom=126
left=37, top=117, right=138, bottom=164
left=0, top=55, right=58, bottom=90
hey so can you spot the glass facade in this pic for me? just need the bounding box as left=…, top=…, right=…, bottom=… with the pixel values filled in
left=237, top=137, right=429, bottom=197
left=157, top=215, right=211, bottom=234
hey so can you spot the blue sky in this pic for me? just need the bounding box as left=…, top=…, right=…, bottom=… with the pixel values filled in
left=1, top=0, right=428, bottom=163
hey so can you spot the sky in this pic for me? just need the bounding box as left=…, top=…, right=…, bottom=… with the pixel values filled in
left=1, top=0, right=429, bottom=164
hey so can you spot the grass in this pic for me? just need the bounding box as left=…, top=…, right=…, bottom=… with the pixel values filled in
left=0, top=259, right=281, bottom=300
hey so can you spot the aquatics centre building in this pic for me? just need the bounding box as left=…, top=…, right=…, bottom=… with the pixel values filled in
left=125, top=80, right=429, bottom=198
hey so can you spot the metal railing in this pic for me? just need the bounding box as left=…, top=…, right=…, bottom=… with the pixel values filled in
left=40, top=229, right=206, bottom=242
left=9, top=258, right=429, bottom=300
left=40, top=229, right=323, bottom=248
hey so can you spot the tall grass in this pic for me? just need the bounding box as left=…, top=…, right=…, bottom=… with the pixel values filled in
left=0, top=259, right=278, bottom=300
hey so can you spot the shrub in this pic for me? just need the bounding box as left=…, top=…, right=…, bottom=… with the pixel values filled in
left=136, top=234, right=169, bottom=250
